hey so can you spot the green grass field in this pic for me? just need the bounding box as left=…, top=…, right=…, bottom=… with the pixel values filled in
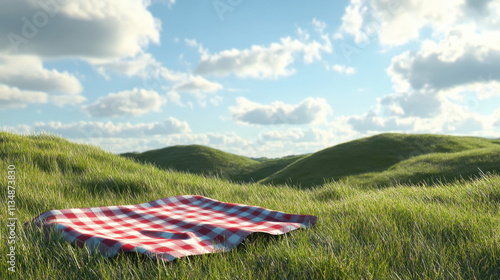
left=1, top=131, right=499, bottom=279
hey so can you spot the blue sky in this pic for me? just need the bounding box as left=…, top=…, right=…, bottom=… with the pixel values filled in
left=1, top=0, right=500, bottom=157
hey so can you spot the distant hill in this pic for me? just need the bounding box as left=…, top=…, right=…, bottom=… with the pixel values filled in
left=261, top=133, right=500, bottom=187
left=231, top=155, right=306, bottom=182
left=121, top=133, right=500, bottom=188
left=1, top=132, right=499, bottom=279
left=121, top=145, right=259, bottom=178
left=122, top=145, right=307, bottom=183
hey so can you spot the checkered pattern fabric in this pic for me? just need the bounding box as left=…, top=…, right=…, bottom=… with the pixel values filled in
left=32, top=195, right=317, bottom=261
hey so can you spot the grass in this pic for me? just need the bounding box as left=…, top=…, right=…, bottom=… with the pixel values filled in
left=1, top=131, right=499, bottom=279
left=262, top=133, right=500, bottom=187
left=121, top=144, right=259, bottom=178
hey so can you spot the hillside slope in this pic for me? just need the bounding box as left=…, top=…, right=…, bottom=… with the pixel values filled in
left=122, top=146, right=306, bottom=183
left=122, top=144, right=259, bottom=178
left=262, top=133, right=500, bottom=187
left=0, top=131, right=498, bottom=279
left=231, top=155, right=306, bottom=182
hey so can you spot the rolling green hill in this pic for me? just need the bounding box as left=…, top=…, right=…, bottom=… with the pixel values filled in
left=262, top=133, right=500, bottom=187
left=231, top=154, right=307, bottom=182
left=121, top=144, right=260, bottom=178
left=122, top=145, right=306, bottom=183
left=0, top=131, right=499, bottom=279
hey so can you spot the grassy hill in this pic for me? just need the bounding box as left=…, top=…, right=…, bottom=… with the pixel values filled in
left=121, top=144, right=259, bottom=178
left=231, top=155, right=306, bottom=183
left=1, top=131, right=499, bottom=279
left=122, top=145, right=306, bottom=183
left=262, top=133, right=500, bottom=188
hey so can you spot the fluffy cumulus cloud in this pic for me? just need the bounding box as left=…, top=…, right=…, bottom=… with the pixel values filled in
left=195, top=37, right=307, bottom=79
left=195, top=19, right=332, bottom=79
left=0, top=54, right=84, bottom=109
left=167, top=75, right=224, bottom=106
left=336, top=0, right=500, bottom=138
left=388, top=26, right=500, bottom=96
left=0, top=0, right=160, bottom=58
left=0, top=0, right=162, bottom=109
left=230, top=97, right=332, bottom=125
left=0, top=85, right=47, bottom=109
left=170, top=75, right=223, bottom=95
left=83, top=88, right=166, bottom=118
left=89, top=52, right=187, bottom=83
left=260, top=127, right=328, bottom=143
left=3, top=120, right=357, bottom=157
left=338, top=0, right=500, bottom=46
left=12, top=117, right=191, bottom=138
left=0, top=54, right=82, bottom=94
left=90, top=53, right=160, bottom=78
left=373, top=25, right=500, bottom=134
left=379, top=90, right=443, bottom=118
left=343, top=95, right=495, bottom=135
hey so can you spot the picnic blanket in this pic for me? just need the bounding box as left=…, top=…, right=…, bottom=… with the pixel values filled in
left=31, top=195, right=317, bottom=261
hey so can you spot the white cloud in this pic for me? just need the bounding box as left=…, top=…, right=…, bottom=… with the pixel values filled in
left=88, top=52, right=188, bottom=93
left=335, top=1, right=500, bottom=139
left=184, top=38, right=198, bottom=47
left=12, top=118, right=191, bottom=139
left=388, top=26, right=500, bottom=95
left=70, top=131, right=253, bottom=155
left=0, top=54, right=82, bottom=94
left=0, top=0, right=160, bottom=59
left=261, top=128, right=307, bottom=141
left=353, top=22, right=500, bottom=135
left=170, top=75, right=223, bottom=95
left=0, top=85, right=47, bottom=110
left=83, top=88, right=166, bottom=118
left=209, top=96, right=224, bottom=106
left=2, top=120, right=360, bottom=158
left=246, top=125, right=359, bottom=157
left=260, top=127, right=325, bottom=142
left=183, top=38, right=209, bottom=57
left=328, top=64, right=356, bottom=75
left=0, top=0, right=164, bottom=109
left=342, top=93, right=496, bottom=137
left=50, top=94, right=87, bottom=107
left=195, top=19, right=333, bottom=79
left=168, top=75, right=223, bottom=106
left=204, top=132, right=252, bottom=147
left=0, top=54, right=84, bottom=108
left=195, top=37, right=305, bottom=79
left=230, top=97, right=332, bottom=125
left=338, top=0, right=500, bottom=46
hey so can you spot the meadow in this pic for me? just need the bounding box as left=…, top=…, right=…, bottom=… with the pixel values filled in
left=0, top=131, right=499, bottom=279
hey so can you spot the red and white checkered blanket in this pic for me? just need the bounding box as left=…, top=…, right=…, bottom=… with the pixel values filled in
left=32, top=195, right=317, bottom=261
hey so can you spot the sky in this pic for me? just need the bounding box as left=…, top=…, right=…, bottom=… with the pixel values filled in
left=1, top=0, right=500, bottom=157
